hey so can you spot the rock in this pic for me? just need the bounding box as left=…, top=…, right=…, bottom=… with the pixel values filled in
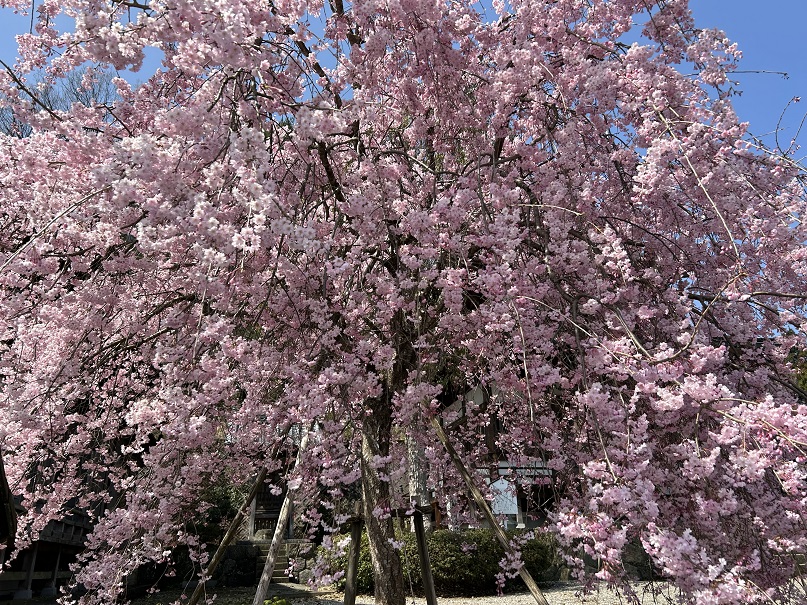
left=298, top=569, right=313, bottom=586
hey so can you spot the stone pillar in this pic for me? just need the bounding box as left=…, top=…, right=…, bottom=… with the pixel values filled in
left=14, top=542, right=38, bottom=600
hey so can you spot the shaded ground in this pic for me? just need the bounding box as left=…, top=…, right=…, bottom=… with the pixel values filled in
left=128, top=583, right=326, bottom=605
left=127, top=581, right=681, bottom=605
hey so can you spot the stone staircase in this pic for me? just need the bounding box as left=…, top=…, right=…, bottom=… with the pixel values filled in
left=253, top=541, right=290, bottom=582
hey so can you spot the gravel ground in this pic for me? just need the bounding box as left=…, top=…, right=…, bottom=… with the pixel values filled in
left=307, top=583, right=678, bottom=605
left=130, top=582, right=679, bottom=605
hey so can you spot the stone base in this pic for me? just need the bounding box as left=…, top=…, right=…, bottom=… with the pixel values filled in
left=13, top=589, right=33, bottom=600
left=40, top=586, right=58, bottom=598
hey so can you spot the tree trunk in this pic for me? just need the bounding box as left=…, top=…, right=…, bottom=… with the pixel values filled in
left=357, top=306, right=413, bottom=605
left=361, top=418, right=405, bottom=605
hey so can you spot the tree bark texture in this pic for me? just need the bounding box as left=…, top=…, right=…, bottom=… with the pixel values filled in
left=361, top=414, right=405, bottom=605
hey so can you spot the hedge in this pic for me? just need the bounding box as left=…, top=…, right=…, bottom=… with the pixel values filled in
left=321, top=528, right=562, bottom=596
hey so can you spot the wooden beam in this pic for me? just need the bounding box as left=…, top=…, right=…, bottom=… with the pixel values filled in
left=343, top=519, right=363, bottom=605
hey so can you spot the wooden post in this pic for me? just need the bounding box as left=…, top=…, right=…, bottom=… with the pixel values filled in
left=430, top=418, right=551, bottom=605
left=432, top=501, right=441, bottom=530
left=13, top=541, right=37, bottom=600
left=41, top=545, right=62, bottom=598
left=187, top=426, right=295, bottom=605
left=343, top=520, right=363, bottom=605
left=251, top=490, right=292, bottom=605
left=252, top=428, right=311, bottom=605
left=413, top=511, right=437, bottom=605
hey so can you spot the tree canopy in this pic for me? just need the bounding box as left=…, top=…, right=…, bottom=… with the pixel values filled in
left=0, top=1, right=806, bottom=604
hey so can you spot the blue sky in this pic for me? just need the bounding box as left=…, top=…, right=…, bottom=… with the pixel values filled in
left=0, top=1, right=805, bottom=152
left=691, top=1, right=807, bottom=153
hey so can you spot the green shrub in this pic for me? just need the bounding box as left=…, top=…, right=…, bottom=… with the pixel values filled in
left=519, top=530, right=564, bottom=583
left=419, top=529, right=499, bottom=594
left=318, top=527, right=561, bottom=596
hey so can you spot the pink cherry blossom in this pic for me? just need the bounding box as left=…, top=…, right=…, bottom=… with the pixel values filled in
left=0, top=1, right=806, bottom=604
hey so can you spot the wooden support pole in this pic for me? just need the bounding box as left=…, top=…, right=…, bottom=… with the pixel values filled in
left=430, top=418, right=551, bottom=605
left=186, top=467, right=268, bottom=605
left=252, top=490, right=293, bottom=605
left=343, top=520, right=363, bottom=605
left=187, top=426, right=294, bottom=605
left=252, top=428, right=311, bottom=605
left=413, top=511, right=438, bottom=605
left=13, top=542, right=37, bottom=600
left=40, top=545, right=62, bottom=598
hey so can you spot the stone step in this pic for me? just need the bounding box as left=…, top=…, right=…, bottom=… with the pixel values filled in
left=255, top=556, right=290, bottom=581
left=255, top=544, right=288, bottom=556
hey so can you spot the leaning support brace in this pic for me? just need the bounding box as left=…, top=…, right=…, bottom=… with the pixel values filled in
left=186, top=467, right=268, bottom=605
left=252, top=427, right=311, bottom=605
left=187, top=426, right=293, bottom=605
left=430, top=418, right=551, bottom=605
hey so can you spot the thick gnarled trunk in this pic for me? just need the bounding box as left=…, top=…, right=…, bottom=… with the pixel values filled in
left=360, top=415, right=405, bottom=605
